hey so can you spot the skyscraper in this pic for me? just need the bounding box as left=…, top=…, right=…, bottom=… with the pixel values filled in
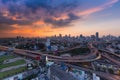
left=59, top=34, right=62, bottom=38
left=96, top=32, right=99, bottom=40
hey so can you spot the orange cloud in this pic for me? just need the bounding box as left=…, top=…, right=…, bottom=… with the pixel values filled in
left=0, top=0, right=119, bottom=38
left=77, top=0, right=118, bottom=16
left=2, top=11, right=27, bottom=21
left=53, top=15, right=69, bottom=21
left=7, top=25, right=54, bottom=37
left=11, top=24, right=19, bottom=28
left=33, top=20, right=45, bottom=25
left=2, top=11, right=9, bottom=17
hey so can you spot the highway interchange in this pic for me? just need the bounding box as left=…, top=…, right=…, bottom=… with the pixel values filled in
left=0, top=43, right=120, bottom=80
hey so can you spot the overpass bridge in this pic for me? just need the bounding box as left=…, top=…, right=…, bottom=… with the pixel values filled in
left=0, top=45, right=100, bottom=62
left=99, top=49, right=120, bottom=66
left=0, top=45, right=120, bottom=80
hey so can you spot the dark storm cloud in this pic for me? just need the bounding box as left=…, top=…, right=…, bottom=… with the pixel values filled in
left=24, top=0, right=80, bottom=14
left=1, top=0, right=18, bottom=3
left=0, top=14, right=31, bottom=25
left=0, top=0, right=82, bottom=27
left=25, top=0, right=48, bottom=12
left=0, top=24, right=16, bottom=31
left=44, top=13, right=80, bottom=27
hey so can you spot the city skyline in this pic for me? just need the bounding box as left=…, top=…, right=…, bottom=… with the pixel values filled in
left=0, top=0, right=120, bottom=38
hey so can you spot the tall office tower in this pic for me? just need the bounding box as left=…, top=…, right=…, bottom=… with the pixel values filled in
left=68, top=34, right=71, bottom=38
left=96, top=32, right=99, bottom=40
left=54, top=35, right=56, bottom=38
left=59, top=34, right=62, bottom=38
left=80, top=34, right=83, bottom=38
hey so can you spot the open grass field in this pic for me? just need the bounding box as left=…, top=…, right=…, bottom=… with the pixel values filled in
left=60, top=48, right=90, bottom=56
left=0, top=60, right=26, bottom=69
left=0, top=67, right=26, bottom=79
left=0, top=55, right=16, bottom=62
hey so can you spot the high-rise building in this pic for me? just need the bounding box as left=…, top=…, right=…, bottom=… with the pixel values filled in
left=69, top=34, right=71, bottom=38
left=80, top=34, right=83, bottom=38
left=59, top=34, right=62, bottom=38
left=96, top=32, right=99, bottom=40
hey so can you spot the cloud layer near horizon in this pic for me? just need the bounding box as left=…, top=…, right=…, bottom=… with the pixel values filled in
left=0, top=0, right=119, bottom=37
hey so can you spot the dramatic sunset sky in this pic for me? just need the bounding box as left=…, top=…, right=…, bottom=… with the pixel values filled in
left=0, top=0, right=120, bottom=38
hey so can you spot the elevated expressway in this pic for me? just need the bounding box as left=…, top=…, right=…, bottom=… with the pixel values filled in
left=48, top=49, right=101, bottom=62
left=0, top=45, right=120, bottom=80
left=0, top=44, right=101, bottom=63
left=99, top=49, right=120, bottom=66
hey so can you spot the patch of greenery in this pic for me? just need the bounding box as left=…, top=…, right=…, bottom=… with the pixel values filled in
left=0, top=67, right=26, bottom=79
left=60, top=48, right=90, bottom=56
left=0, top=55, right=16, bottom=62
left=0, top=60, right=26, bottom=69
